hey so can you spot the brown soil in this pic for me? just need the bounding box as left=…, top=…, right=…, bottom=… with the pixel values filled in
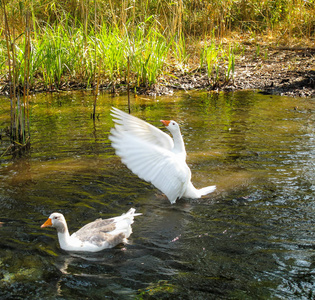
left=228, top=47, right=315, bottom=98
left=148, top=47, right=315, bottom=98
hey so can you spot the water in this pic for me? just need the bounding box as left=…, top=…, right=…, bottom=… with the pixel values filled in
left=0, top=90, right=314, bottom=299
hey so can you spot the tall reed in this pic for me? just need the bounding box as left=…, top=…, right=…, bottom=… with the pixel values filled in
left=1, top=0, right=31, bottom=153
left=2, top=1, right=314, bottom=39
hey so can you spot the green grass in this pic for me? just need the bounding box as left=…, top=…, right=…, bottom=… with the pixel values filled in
left=130, top=25, right=170, bottom=87
left=0, top=17, right=174, bottom=92
left=200, top=38, right=236, bottom=87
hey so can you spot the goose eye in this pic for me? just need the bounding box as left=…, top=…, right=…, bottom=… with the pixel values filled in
left=54, top=216, right=58, bottom=219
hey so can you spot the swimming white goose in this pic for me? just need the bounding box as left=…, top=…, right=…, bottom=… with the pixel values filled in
left=109, top=107, right=216, bottom=204
left=41, top=208, right=141, bottom=252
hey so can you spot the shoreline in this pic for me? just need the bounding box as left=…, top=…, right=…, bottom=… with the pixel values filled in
left=0, top=48, right=314, bottom=99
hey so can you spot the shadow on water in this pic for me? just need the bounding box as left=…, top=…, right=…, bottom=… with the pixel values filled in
left=0, top=90, right=314, bottom=299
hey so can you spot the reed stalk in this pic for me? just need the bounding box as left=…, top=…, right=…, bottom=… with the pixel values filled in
left=23, top=9, right=31, bottom=142
left=92, top=0, right=99, bottom=121
left=127, top=56, right=130, bottom=113
left=3, top=0, right=16, bottom=141
left=1, top=0, right=31, bottom=154
left=2, top=0, right=13, bottom=127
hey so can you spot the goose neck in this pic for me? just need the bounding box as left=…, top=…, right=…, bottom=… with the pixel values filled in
left=172, top=130, right=185, bottom=154
left=57, top=223, right=71, bottom=248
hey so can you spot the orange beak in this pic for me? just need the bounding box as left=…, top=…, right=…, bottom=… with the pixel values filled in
left=160, top=120, right=170, bottom=126
left=41, top=218, right=52, bottom=228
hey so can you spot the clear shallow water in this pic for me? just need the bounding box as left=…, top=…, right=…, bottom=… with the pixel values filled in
left=0, top=90, right=314, bottom=299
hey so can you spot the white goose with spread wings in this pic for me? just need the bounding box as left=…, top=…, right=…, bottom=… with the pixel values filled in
left=109, top=107, right=216, bottom=204
left=41, top=208, right=141, bottom=252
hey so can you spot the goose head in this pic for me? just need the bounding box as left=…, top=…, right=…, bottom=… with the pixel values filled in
left=160, top=120, right=180, bottom=134
left=41, top=212, right=67, bottom=233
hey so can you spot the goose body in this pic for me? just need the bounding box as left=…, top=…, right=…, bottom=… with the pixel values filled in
left=109, top=107, right=216, bottom=204
left=41, top=208, right=141, bottom=252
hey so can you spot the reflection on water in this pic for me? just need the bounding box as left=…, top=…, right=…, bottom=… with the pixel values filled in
left=0, top=90, right=314, bottom=299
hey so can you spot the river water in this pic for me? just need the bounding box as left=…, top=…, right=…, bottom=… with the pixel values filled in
left=0, top=90, right=314, bottom=299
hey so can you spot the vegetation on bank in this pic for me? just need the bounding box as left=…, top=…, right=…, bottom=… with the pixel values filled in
left=0, top=0, right=314, bottom=152
left=1, top=0, right=314, bottom=92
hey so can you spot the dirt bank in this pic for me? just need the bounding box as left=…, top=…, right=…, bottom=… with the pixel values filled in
left=157, top=47, right=315, bottom=98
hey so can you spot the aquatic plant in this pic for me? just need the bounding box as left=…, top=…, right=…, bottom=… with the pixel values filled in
left=137, top=280, right=177, bottom=298
left=200, top=39, right=236, bottom=88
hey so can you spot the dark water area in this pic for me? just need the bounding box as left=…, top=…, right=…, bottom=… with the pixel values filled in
left=0, top=90, right=314, bottom=299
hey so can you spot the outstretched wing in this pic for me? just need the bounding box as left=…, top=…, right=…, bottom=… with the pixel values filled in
left=110, top=107, right=174, bottom=150
left=110, top=127, right=190, bottom=203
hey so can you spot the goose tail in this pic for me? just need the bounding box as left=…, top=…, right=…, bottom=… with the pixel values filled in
left=198, top=185, right=216, bottom=196
left=125, top=208, right=142, bottom=218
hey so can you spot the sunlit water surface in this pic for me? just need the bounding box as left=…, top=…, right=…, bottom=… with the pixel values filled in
left=0, top=90, right=314, bottom=299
